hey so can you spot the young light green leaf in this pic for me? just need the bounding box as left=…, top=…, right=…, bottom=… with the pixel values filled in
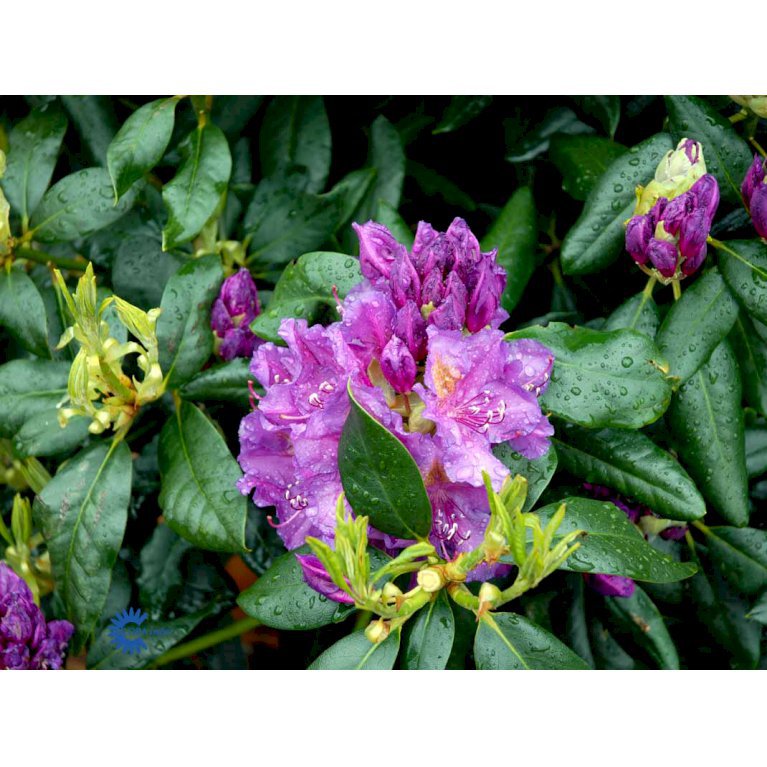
left=338, top=383, right=432, bottom=540
left=560, top=133, right=673, bottom=275
left=309, top=627, right=401, bottom=670
left=656, top=268, right=739, bottom=384
left=162, top=123, right=232, bottom=250
left=481, top=186, right=537, bottom=313
left=158, top=401, right=247, bottom=552
left=2, top=106, right=67, bottom=222
left=553, top=425, right=705, bottom=521
left=108, top=97, right=178, bottom=200
left=474, top=612, right=588, bottom=670
left=668, top=341, right=749, bottom=527
left=29, top=167, right=139, bottom=242
left=33, top=440, right=132, bottom=649
left=508, top=323, right=673, bottom=429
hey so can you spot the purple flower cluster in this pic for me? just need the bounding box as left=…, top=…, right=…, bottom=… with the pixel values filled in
left=742, top=155, right=767, bottom=240
left=211, top=268, right=262, bottom=361
left=237, top=219, right=554, bottom=585
left=583, top=484, right=687, bottom=599
left=625, top=174, right=719, bottom=279
left=0, top=563, right=73, bottom=670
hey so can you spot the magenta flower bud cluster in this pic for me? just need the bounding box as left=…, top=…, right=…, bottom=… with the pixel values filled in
left=0, top=563, right=73, bottom=670
left=211, top=268, right=263, bottom=361
left=582, top=484, right=687, bottom=599
left=625, top=174, right=720, bottom=279
left=742, top=155, right=767, bottom=240
left=237, top=219, right=554, bottom=585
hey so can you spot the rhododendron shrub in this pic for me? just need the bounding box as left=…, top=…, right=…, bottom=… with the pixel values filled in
left=0, top=95, right=765, bottom=670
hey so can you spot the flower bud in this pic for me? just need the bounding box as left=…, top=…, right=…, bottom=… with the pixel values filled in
left=211, top=268, right=261, bottom=361
left=741, top=155, right=767, bottom=239
left=381, top=581, right=403, bottom=607
left=466, top=257, right=501, bottom=332
left=380, top=335, right=416, bottom=393
left=295, top=554, right=355, bottom=605
left=730, top=95, right=767, bottom=119
left=365, top=618, right=391, bottom=644
left=584, top=573, right=635, bottom=598
left=478, top=582, right=502, bottom=610
left=417, top=566, right=446, bottom=593
left=393, top=301, right=427, bottom=361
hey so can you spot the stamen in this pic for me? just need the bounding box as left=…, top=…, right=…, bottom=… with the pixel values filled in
left=266, top=508, right=303, bottom=528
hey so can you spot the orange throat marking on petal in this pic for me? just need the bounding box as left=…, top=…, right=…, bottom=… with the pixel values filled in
left=431, top=354, right=461, bottom=399
left=424, top=460, right=449, bottom=487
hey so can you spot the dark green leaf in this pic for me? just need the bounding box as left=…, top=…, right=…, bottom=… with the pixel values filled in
left=60, top=96, right=117, bottom=166
left=433, top=96, right=492, bottom=134
left=563, top=575, right=595, bottom=667
left=703, top=526, right=767, bottom=596
left=512, top=497, right=698, bottom=582
left=34, top=440, right=132, bottom=648
left=29, top=168, right=139, bottom=242
left=665, top=95, right=753, bottom=203
left=481, top=186, right=537, bottom=313
left=575, top=95, right=620, bottom=138
left=156, top=253, right=223, bottom=387
left=493, top=442, right=558, bottom=512
left=137, top=524, right=193, bottom=620
left=668, top=340, right=749, bottom=526
left=656, top=268, right=739, bottom=384
left=374, top=200, right=413, bottom=247
left=407, top=161, right=476, bottom=211
left=507, top=107, right=593, bottom=163
left=553, top=424, right=705, bottom=521
left=402, top=591, right=454, bottom=670
left=162, top=123, right=232, bottom=249
left=111, top=234, right=186, bottom=311
left=353, top=116, right=405, bottom=223
left=690, top=548, right=761, bottom=669
left=338, top=383, right=432, bottom=539
left=179, top=359, right=255, bottom=407
left=588, top=615, right=638, bottom=669
left=0, top=359, right=69, bottom=437
left=508, top=323, right=673, bottom=429
left=251, top=251, right=361, bottom=344
left=2, top=105, right=67, bottom=221
left=309, top=627, right=401, bottom=670
left=549, top=134, right=626, bottom=201
left=747, top=592, right=767, bottom=625
left=717, top=239, right=767, bottom=325
left=108, top=97, right=178, bottom=199
left=604, top=585, right=679, bottom=669
left=325, top=168, right=375, bottom=232
left=560, top=133, right=674, bottom=275
left=0, top=267, right=50, bottom=357
left=474, top=612, right=588, bottom=669
left=729, top=313, right=767, bottom=415
left=243, top=172, right=342, bottom=270
left=260, top=96, right=331, bottom=193
left=237, top=545, right=353, bottom=630
left=13, top=410, right=90, bottom=458
left=158, top=401, right=247, bottom=552
left=745, top=424, right=767, bottom=478
left=604, top=290, right=660, bottom=337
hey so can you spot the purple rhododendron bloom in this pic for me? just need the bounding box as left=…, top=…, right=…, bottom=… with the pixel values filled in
left=295, top=554, right=355, bottom=605
left=625, top=174, right=720, bottom=278
left=742, top=155, right=767, bottom=239
left=237, top=218, right=554, bottom=586
left=211, top=268, right=262, bottom=360
left=0, top=563, right=73, bottom=670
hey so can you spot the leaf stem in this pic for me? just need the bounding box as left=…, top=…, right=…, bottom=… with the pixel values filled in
left=151, top=616, right=261, bottom=668
left=642, top=274, right=657, bottom=299
left=15, top=246, right=88, bottom=272
left=672, top=280, right=682, bottom=301
left=749, top=136, right=767, bottom=159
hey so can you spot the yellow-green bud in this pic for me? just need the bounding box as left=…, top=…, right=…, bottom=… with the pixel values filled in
left=730, top=95, right=767, bottom=119
left=365, top=618, right=391, bottom=644
left=381, top=582, right=403, bottom=606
